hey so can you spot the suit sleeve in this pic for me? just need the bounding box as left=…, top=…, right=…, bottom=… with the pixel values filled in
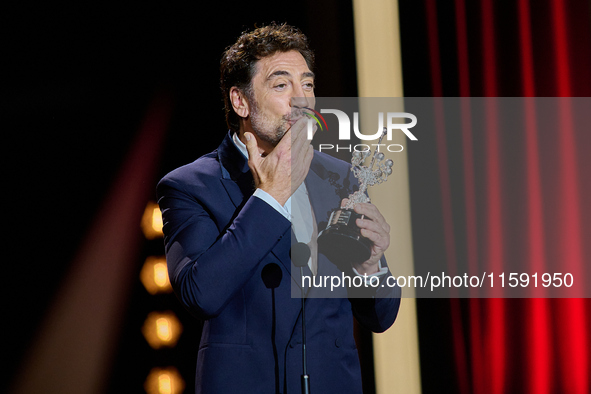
left=157, top=176, right=291, bottom=320
left=349, top=262, right=402, bottom=333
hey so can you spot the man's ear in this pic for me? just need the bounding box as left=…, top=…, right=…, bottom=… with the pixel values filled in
left=230, top=87, right=250, bottom=118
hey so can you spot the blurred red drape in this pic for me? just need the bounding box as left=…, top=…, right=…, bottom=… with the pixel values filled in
left=422, top=0, right=591, bottom=392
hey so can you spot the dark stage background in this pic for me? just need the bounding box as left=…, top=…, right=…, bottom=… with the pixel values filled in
left=4, top=1, right=591, bottom=393
left=3, top=2, right=362, bottom=393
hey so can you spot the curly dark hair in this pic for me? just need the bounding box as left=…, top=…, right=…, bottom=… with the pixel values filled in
left=220, top=23, right=315, bottom=133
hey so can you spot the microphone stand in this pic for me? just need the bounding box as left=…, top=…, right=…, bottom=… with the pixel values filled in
left=291, top=242, right=311, bottom=394
left=300, top=265, right=310, bottom=394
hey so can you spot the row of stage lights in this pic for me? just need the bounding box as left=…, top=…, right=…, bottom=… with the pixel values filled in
left=140, top=202, right=185, bottom=394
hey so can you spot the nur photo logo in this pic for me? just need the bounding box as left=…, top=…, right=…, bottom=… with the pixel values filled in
left=304, top=106, right=418, bottom=153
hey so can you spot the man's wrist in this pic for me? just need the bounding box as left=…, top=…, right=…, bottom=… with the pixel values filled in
left=351, top=260, right=388, bottom=289
left=352, top=260, right=388, bottom=277
left=253, top=188, right=290, bottom=220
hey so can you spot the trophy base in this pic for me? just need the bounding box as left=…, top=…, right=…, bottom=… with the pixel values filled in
left=317, top=208, right=372, bottom=268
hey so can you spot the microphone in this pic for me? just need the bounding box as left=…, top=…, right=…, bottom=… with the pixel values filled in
left=290, top=242, right=311, bottom=394
left=261, top=263, right=283, bottom=289
left=290, top=242, right=311, bottom=268
left=261, top=263, right=282, bottom=392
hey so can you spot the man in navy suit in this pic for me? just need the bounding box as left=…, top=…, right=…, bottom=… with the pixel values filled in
left=157, top=23, right=401, bottom=393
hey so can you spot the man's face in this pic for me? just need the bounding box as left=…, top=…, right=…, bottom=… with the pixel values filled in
left=246, top=50, right=315, bottom=147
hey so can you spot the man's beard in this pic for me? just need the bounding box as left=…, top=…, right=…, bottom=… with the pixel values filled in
left=249, top=100, right=291, bottom=147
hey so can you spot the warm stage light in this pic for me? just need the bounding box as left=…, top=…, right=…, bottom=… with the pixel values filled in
left=141, top=202, right=163, bottom=239
left=144, top=367, right=185, bottom=394
left=140, top=256, right=172, bottom=294
left=142, top=311, right=182, bottom=349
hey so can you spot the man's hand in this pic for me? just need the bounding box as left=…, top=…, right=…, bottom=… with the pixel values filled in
left=341, top=199, right=391, bottom=275
left=244, top=118, right=315, bottom=206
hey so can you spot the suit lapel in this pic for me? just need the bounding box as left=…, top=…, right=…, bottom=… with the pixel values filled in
left=217, top=132, right=254, bottom=208
left=217, top=132, right=299, bottom=283
left=305, top=156, right=344, bottom=231
left=220, top=173, right=254, bottom=208
left=305, top=154, right=354, bottom=298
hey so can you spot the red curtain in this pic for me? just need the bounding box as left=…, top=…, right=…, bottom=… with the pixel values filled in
left=417, top=0, right=591, bottom=392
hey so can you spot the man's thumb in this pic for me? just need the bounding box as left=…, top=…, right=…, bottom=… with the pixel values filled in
left=244, top=132, right=260, bottom=162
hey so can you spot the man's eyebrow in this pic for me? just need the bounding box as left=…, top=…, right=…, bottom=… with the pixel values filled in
left=267, top=70, right=290, bottom=80
left=267, top=70, right=315, bottom=80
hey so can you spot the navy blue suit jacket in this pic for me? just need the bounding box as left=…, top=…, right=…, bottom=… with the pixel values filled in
left=157, top=131, right=401, bottom=393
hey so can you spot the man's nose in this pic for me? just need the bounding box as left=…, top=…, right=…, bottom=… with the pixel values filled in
left=291, top=96, right=309, bottom=109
